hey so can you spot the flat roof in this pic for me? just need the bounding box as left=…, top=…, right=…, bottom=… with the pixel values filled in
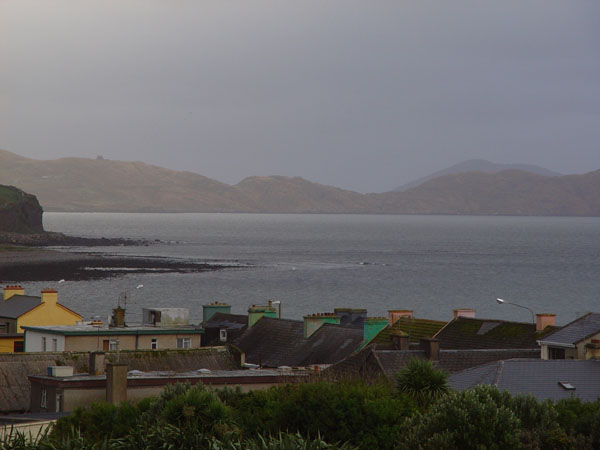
left=28, top=368, right=308, bottom=387
left=22, top=324, right=204, bottom=336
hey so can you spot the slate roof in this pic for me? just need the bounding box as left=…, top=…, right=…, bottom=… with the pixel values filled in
left=327, top=345, right=540, bottom=379
left=292, top=323, right=364, bottom=366
left=0, top=295, right=41, bottom=319
left=450, top=359, right=600, bottom=402
left=371, top=317, right=446, bottom=346
left=537, top=313, right=600, bottom=347
left=234, top=317, right=363, bottom=367
left=375, top=348, right=541, bottom=376
left=434, top=317, right=558, bottom=350
left=203, top=312, right=248, bottom=330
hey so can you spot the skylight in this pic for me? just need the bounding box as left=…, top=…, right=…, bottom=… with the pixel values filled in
left=558, top=381, right=576, bottom=390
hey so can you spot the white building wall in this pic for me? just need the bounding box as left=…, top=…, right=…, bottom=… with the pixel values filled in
left=25, top=331, right=65, bottom=352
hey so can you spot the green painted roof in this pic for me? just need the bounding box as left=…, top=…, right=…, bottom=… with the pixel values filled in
left=372, top=317, right=447, bottom=344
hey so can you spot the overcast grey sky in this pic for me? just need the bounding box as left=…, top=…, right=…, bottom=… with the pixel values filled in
left=1, top=1, right=599, bottom=193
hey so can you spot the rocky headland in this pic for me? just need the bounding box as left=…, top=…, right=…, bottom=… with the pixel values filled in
left=0, top=184, right=238, bottom=283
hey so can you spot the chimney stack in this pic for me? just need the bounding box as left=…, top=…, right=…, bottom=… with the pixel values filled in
left=89, top=352, right=106, bottom=375
left=334, top=308, right=367, bottom=327
left=202, top=302, right=231, bottom=323
left=248, top=304, right=277, bottom=328
left=4, top=285, right=24, bottom=301
left=420, top=338, right=440, bottom=361
left=536, top=314, right=556, bottom=332
left=363, top=317, right=388, bottom=343
left=106, top=363, right=128, bottom=405
left=303, top=313, right=340, bottom=338
left=41, top=289, right=58, bottom=306
left=453, top=308, right=476, bottom=319
left=388, top=310, right=413, bottom=325
left=111, top=306, right=126, bottom=328
left=390, top=330, right=410, bottom=350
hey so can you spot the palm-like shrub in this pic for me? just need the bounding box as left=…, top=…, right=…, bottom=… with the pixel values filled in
left=395, top=358, right=449, bottom=407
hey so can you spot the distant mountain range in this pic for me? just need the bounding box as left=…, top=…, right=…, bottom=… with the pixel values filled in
left=393, top=159, right=562, bottom=191
left=1, top=149, right=599, bottom=216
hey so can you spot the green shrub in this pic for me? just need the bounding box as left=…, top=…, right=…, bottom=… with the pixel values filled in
left=230, top=380, right=413, bottom=449
left=395, top=358, right=450, bottom=408
left=399, top=385, right=521, bottom=449
left=51, top=401, right=139, bottom=444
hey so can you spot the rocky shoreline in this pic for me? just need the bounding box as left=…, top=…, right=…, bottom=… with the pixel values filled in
left=0, top=230, right=244, bottom=282
left=0, top=248, right=242, bottom=282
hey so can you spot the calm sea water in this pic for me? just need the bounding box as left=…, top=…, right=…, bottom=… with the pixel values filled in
left=32, top=213, right=600, bottom=326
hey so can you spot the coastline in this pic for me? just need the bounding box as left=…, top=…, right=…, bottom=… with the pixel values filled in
left=0, top=247, right=238, bottom=282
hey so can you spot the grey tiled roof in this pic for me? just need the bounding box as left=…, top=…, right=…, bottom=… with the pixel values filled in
left=375, top=348, right=541, bottom=376
left=327, top=346, right=540, bottom=379
left=292, top=323, right=364, bottom=366
left=234, top=317, right=363, bottom=367
left=538, top=313, right=600, bottom=346
left=434, top=317, right=558, bottom=350
left=0, top=295, right=41, bottom=319
left=450, top=359, right=600, bottom=402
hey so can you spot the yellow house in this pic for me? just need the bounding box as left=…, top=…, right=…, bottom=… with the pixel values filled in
left=0, top=286, right=82, bottom=353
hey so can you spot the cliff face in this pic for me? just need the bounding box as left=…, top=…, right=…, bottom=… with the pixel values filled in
left=0, top=185, right=44, bottom=233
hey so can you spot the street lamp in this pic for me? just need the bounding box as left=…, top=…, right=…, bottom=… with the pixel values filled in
left=496, top=298, right=535, bottom=323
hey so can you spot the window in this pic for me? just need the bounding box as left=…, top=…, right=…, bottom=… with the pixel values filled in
left=549, top=347, right=565, bottom=360
left=42, top=337, right=47, bottom=352
left=13, top=341, right=24, bottom=353
left=219, top=329, right=227, bottom=342
left=40, top=388, right=47, bottom=408
left=177, top=338, right=191, bottom=349
left=52, top=338, right=58, bottom=352
left=109, top=340, right=119, bottom=351
left=151, top=338, right=158, bottom=349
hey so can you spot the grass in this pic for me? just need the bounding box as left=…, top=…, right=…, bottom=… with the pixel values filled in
left=0, top=186, right=21, bottom=205
left=0, top=244, right=35, bottom=253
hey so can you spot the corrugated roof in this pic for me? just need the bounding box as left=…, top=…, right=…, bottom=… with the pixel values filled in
left=538, top=313, right=600, bottom=346
left=0, top=295, right=41, bottom=319
left=434, top=317, right=558, bottom=349
left=371, top=317, right=446, bottom=346
left=234, top=317, right=363, bottom=367
left=450, top=359, right=600, bottom=402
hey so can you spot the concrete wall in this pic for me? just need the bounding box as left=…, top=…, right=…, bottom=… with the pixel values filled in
left=33, top=381, right=285, bottom=413
left=25, top=331, right=65, bottom=352
left=62, top=333, right=201, bottom=352
left=0, top=420, right=55, bottom=442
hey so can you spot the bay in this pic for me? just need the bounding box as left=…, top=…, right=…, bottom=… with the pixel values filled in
left=34, top=213, right=600, bottom=326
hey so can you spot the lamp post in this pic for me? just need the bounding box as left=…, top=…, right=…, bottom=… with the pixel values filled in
left=496, top=298, right=535, bottom=323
